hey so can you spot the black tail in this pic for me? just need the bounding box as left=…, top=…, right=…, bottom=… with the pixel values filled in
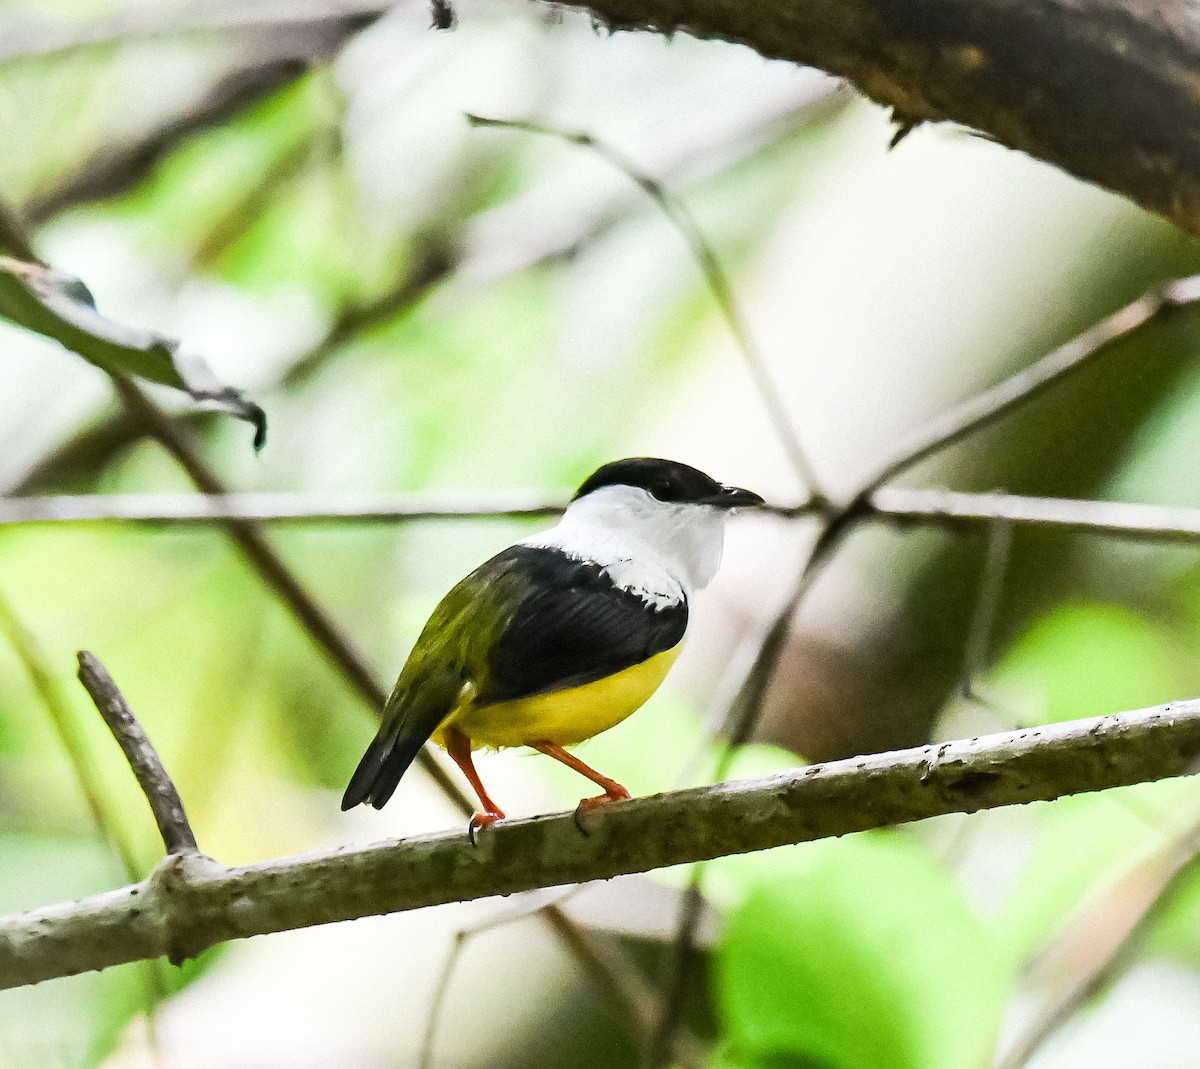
left=341, top=724, right=428, bottom=810
left=343, top=667, right=463, bottom=810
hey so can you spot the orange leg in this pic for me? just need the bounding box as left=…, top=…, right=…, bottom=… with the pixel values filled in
left=530, top=741, right=631, bottom=813
left=445, top=727, right=506, bottom=837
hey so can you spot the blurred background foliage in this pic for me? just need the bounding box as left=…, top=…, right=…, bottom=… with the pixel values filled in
left=2, top=2, right=1200, bottom=1068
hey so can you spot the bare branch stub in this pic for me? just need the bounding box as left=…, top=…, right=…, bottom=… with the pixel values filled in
left=76, top=651, right=198, bottom=856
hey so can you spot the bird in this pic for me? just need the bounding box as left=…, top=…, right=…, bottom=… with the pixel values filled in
left=341, top=457, right=763, bottom=831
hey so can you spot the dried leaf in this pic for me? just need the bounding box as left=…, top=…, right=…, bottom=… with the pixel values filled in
left=0, top=257, right=266, bottom=449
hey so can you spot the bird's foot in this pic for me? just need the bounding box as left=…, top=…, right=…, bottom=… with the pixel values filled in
left=468, top=809, right=504, bottom=845
left=572, top=784, right=631, bottom=835
left=578, top=784, right=631, bottom=812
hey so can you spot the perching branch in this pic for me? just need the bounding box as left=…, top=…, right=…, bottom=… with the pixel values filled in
left=551, top=0, right=1200, bottom=238
left=3, top=698, right=1200, bottom=990
left=76, top=652, right=198, bottom=856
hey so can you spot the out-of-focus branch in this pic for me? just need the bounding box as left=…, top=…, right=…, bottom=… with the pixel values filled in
left=467, top=114, right=823, bottom=497
left=3, top=698, right=1200, bottom=989
left=76, top=652, right=198, bottom=856
left=0, top=2, right=387, bottom=63
left=24, top=61, right=304, bottom=224
left=16, top=487, right=1200, bottom=549
left=861, top=276, right=1200, bottom=494
left=552, top=0, right=1200, bottom=238
left=0, top=599, right=140, bottom=876
left=22, top=17, right=374, bottom=225
left=281, top=239, right=459, bottom=388
left=995, top=816, right=1200, bottom=1069
left=724, top=273, right=1200, bottom=753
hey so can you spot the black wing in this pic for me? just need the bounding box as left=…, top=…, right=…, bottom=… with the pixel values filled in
left=479, top=546, right=687, bottom=705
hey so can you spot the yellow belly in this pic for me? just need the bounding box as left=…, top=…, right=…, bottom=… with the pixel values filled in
left=435, top=644, right=682, bottom=749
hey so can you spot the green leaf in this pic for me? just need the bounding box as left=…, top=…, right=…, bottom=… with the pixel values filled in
left=0, top=256, right=266, bottom=448
left=716, top=835, right=1007, bottom=1069
left=992, top=602, right=1184, bottom=724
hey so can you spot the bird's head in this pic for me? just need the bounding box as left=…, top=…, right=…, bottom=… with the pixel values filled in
left=572, top=457, right=764, bottom=512
left=541, top=457, right=764, bottom=596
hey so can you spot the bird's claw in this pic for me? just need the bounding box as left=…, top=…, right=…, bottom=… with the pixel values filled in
left=572, top=786, right=631, bottom=835
left=468, top=810, right=503, bottom=846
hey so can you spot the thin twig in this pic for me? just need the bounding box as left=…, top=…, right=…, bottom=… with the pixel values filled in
left=466, top=113, right=824, bottom=498
left=860, top=275, right=1200, bottom=495
left=76, top=651, right=198, bottom=856
left=421, top=888, right=584, bottom=1069
left=865, top=486, right=1200, bottom=544
left=5, top=696, right=1200, bottom=989
left=0, top=489, right=564, bottom=525
left=460, top=76, right=848, bottom=284
left=959, top=519, right=1013, bottom=702
left=16, top=485, right=1200, bottom=547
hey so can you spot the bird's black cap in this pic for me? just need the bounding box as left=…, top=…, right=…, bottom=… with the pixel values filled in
left=573, top=457, right=763, bottom=509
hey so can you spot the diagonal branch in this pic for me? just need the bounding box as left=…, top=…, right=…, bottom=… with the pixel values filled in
left=859, top=276, right=1200, bottom=494
left=3, top=698, right=1200, bottom=990
left=721, top=273, right=1200, bottom=752
left=21, top=15, right=377, bottom=225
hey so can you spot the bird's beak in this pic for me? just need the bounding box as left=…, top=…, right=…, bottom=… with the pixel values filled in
left=704, top=484, right=764, bottom=509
